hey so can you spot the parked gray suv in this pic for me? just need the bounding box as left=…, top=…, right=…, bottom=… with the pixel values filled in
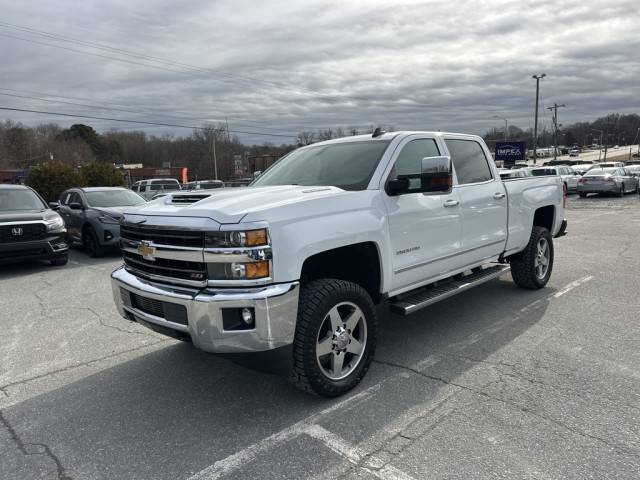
left=57, top=187, right=145, bottom=257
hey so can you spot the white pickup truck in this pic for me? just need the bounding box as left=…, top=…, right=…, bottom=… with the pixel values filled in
left=111, top=131, right=567, bottom=396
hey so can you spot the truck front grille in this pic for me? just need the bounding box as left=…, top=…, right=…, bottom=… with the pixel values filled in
left=0, top=223, right=47, bottom=243
left=120, top=224, right=204, bottom=248
left=123, top=251, right=206, bottom=282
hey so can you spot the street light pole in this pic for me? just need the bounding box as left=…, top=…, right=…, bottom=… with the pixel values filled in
left=546, top=103, right=566, bottom=161
left=532, top=74, right=546, bottom=164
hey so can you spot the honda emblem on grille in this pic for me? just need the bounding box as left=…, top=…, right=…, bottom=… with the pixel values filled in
left=11, top=227, right=23, bottom=236
left=137, top=240, right=156, bottom=261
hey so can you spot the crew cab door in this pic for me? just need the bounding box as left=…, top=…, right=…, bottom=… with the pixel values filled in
left=382, top=135, right=464, bottom=294
left=443, top=137, right=508, bottom=266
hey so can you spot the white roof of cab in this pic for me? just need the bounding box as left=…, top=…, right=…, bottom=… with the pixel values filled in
left=310, top=131, right=482, bottom=147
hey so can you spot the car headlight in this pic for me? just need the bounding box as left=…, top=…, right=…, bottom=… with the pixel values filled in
left=205, top=228, right=268, bottom=248
left=45, top=215, right=65, bottom=232
left=98, top=215, right=121, bottom=224
left=207, top=260, right=271, bottom=280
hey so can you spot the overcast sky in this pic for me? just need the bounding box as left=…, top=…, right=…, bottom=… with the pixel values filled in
left=1, top=0, right=638, bottom=143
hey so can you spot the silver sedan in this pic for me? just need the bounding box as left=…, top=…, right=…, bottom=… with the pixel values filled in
left=577, top=167, right=639, bottom=197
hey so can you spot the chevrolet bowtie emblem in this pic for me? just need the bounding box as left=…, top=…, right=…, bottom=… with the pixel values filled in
left=137, top=241, right=156, bottom=261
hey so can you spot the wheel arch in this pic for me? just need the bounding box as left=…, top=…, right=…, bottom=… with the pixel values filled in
left=532, top=205, right=555, bottom=233
left=299, top=242, right=383, bottom=304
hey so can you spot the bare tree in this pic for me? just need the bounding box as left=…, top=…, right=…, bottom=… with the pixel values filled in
left=296, top=131, right=315, bottom=146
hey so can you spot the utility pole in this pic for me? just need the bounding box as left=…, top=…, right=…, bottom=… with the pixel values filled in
left=210, top=129, right=218, bottom=180
left=532, top=74, right=546, bottom=164
left=591, top=129, right=604, bottom=162
left=546, top=103, right=566, bottom=161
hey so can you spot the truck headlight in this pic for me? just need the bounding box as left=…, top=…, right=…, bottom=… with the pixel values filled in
left=205, top=228, right=268, bottom=248
left=45, top=215, right=65, bottom=232
left=207, top=260, right=270, bottom=280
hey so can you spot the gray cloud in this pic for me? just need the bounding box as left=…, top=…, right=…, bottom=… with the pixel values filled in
left=0, top=0, right=638, bottom=143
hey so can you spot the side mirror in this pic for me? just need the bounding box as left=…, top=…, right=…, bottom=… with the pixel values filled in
left=69, top=202, right=83, bottom=210
left=48, top=201, right=60, bottom=210
left=387, top=178, right=410, bottom=195
left=420, top=155, right=453, bottom=193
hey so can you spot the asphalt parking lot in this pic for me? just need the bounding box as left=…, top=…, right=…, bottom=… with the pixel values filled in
left=2, top=194, right=640, bottom=480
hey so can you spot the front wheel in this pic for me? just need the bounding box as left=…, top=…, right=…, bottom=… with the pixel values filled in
left=291, top=279, right=377, bottom=397
left=510, top=226, right=554, bottom=290
left=83, top=226, right=104, bottom=258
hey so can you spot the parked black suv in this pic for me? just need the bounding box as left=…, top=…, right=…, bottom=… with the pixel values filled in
left=0, top=184, right=68, bottom=266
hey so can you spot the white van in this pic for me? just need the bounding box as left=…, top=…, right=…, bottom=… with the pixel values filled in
left=131, top=178, right=181, bottom=200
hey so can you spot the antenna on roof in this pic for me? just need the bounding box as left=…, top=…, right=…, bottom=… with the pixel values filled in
left=372, top=127, right=386, bottom=138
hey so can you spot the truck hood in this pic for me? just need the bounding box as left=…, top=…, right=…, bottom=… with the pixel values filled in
left=122, top=185, right=350, bottom=224
left=0, top=209, right=56, bottom=223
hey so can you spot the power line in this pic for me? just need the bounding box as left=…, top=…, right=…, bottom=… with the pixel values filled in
left=0, top=91, right=296, bottom=134
left=0, top=86, right=390, bottom=133
left=0, top=22, right=330, bottom=97
left=0, top=106, right=297, bottom=139
left=0, top=21, right=445, bottom=113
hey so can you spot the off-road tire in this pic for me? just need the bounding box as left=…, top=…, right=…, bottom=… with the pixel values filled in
left=510, top=226, right=554, bottom=290
left=290, top=279, right=377, bottom=397
left=50, top=255, right=68, bottom=266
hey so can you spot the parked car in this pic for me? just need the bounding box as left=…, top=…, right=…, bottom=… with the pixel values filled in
left=57, top=187, right=146, bottom=257
left=111, top=131, right=566, bottom=397
left=625, top=165, right=640, bottom=177
left=571, top=165, right=591, bottom=176
left=569, top=148, right=580, bottom=157
left=577, top=167, right=639, bottom=197
left=184, top=180, right=224, bottom=190
left=499, top=168, right=531, bottom=180
left=131, top=178, right=181, bottom=200
left=587, top=162, right=624, bottom=171
left=529, top=165, right=580, bottom=192
left=0, top=184, right=68, bottom=265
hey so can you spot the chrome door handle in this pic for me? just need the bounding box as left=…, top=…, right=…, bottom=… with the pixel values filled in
left=493, top=192, right=506, bottom=199
left=443, top=199, right=459, bottom=207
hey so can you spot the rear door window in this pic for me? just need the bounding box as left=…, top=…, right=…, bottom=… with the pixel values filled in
left=445, top=139, right=493, bottom=184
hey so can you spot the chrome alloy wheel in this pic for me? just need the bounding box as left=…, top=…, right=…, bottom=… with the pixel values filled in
left=534, top=237, right=550, bottom=279
left=315, top=301, right=367, bottom=380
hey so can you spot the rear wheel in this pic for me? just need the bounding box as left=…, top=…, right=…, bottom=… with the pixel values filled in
left=510, top=226, right=553, bottom=290
left=579, top=192, right=587, bottom=198
left=291, top=279, right=377, bottom=397
left=83, top=226, right=104, bottom=258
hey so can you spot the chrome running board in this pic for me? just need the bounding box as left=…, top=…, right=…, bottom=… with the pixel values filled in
left=389, top=264, right=511, bottom=315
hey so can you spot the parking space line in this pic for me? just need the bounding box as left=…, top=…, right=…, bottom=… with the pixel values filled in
left=187, top=384, right=381, bottom=480
left=553, top=275, right=593, bottom=298
left=305, top=425, right=417, bottom=480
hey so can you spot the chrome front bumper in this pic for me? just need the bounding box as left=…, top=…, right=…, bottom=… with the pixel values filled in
left=111, top=266, right=299, bottom=353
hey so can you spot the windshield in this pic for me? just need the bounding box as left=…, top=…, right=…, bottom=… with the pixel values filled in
left=585, top=168, right=617, bottom=176
left=0, top=188, right=46, bottom=211
left=530, top=168, right=557, bottom=176
left=150, top=181, right=180, bottom=191
left=85, top=190, right=146, bottom=207
left=251, top=140, right=390, bottom=191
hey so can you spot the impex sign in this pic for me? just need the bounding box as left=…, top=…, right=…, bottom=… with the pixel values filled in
left=494, top=141, right=526, bottom=165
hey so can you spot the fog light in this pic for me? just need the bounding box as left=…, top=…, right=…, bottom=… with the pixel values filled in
left=241, top=308, right=254, bottom=325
